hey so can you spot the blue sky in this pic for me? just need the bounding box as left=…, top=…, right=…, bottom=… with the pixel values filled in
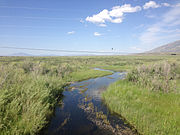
left=0, top=0, right=180, bottom=55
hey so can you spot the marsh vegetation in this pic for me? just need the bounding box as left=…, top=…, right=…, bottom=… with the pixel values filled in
left=0, top=56, right=111, bottom=134
left=0, top=55, right=179, bottom=135
left=103, top=57, right=180, bottom=135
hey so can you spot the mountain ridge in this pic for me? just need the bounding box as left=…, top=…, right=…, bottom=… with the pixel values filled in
left=148, top=40, right=180, bottom=53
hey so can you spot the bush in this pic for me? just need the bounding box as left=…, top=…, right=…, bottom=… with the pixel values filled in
left=127, top=62, right=179, bottom=93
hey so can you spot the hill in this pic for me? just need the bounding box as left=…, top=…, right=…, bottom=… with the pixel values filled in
left=148, top=40, right=180, bottom=53
left=11, top=52, right=33, bottom=56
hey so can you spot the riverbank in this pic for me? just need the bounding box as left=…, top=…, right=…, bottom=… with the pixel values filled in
left=1, top=55, right=180, bottom=134
left=102, top=62, right=180, bottom=135
left=43, top=68, right=135, bottom=135
left=0, top=58, right=112, bottom=135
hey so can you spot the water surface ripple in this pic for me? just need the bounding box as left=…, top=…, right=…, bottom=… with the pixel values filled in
left=43, top=68, right=136, bottom=135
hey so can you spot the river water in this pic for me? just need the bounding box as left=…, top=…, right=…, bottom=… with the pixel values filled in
left=43, top=68, right=137, bottom=135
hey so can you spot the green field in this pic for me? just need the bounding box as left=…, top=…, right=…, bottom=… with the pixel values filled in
left=0, top=55, right=180, bottom=134
left=0, top=56, right=112, bottom=134
left=103, top=56, right=180, bottom=135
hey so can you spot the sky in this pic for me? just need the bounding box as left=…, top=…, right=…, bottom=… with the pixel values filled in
left=0, top=0, right=180, bottom=55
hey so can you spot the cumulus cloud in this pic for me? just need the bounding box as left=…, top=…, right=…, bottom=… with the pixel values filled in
left=143, top=1, right=160, bottom=9
left=111, top=18, right=123, bottom=23
left=86, top=4, right=141, bottom=25
left=143, top=1, right=171, bottom=10
left=86, top=2, right=171, bottom=26
left=67, top=31, right=75, bottom=35
left=86, top=9, right=111, bottom=24
left=94, top=32, right=101, bottom=36
left=110, top=4, right=141, bottom=16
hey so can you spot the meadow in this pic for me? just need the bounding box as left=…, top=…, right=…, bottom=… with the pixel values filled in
left=0, top=56, right=112, bottom=135
left=103, top=55, right=180, bottom=135
left=0, top=55, right=179, bottom=135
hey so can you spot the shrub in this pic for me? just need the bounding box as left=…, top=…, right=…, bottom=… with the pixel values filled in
left=127, top=62, right=179, bottom=93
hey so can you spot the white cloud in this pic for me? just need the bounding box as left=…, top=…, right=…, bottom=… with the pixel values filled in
left=94, top=32, right=101, bottom=36
left=109, top=4, right=141, bottom=18
left=86, top=9, right=111, bottom=24
left=109, top=6, right=123, bottom=18
left=67, top=31, right=75, bottom=35
left=140, top=3, right=180, bottom=49
left=111, top=18, right=123, bottom=23
left=86, top=2, right=171, bottom=26
left=113, top=4, right=141, bottom=14
left=86, top=4, right=141, bottom=25
left=98, top=24, right=107, bottom=27
left=162, top=5, right=180, bottom=25
left=162, top=3, right=170, bottom=7
left=144, top=2, right=171, bottom=19
left=143, top=1, right=160, bottom=9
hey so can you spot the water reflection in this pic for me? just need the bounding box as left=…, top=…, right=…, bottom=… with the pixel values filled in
left=43, top=69, right=136, bottom=135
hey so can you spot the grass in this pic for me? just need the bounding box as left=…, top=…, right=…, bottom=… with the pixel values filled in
left=127, top=61, right=180, bottom=93
left=0, top=56, right=112, bottom=135
left=69, top=69, right=112, bottom=82
left=103, top=61, right=180, bottom=135
left=0, top=65, right=65, bottom=134
left=0, top=55, right=180, bottom=134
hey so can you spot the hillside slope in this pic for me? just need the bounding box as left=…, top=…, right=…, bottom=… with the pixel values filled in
left=148, top=40, right=180, bottom=53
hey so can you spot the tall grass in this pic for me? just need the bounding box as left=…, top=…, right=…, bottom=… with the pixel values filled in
left=0, top=56, right=112, bottom=135
left=0, top=64, right=65, bottom=134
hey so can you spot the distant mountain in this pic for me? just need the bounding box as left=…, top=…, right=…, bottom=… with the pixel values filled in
left=148, top=40, right=180, bottom=53
left=11, top=52, right=33, bottom=56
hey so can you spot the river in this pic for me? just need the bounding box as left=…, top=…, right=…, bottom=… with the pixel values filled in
left=42, top=68, right=137, bottom=135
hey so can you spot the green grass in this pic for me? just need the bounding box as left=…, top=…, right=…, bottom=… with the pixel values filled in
left=103, top=61, right=180, bottom=135
left=0, top=56, right=113, bottom=135
left=103, top=80, right=180, bottom=135
left=69, top=69, right=112, bottom=82
left=99, top=65, right=132, bottom=72
left=0, top=66, right=65, bottom=134
left=0, top=55, right=180, bottom=134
